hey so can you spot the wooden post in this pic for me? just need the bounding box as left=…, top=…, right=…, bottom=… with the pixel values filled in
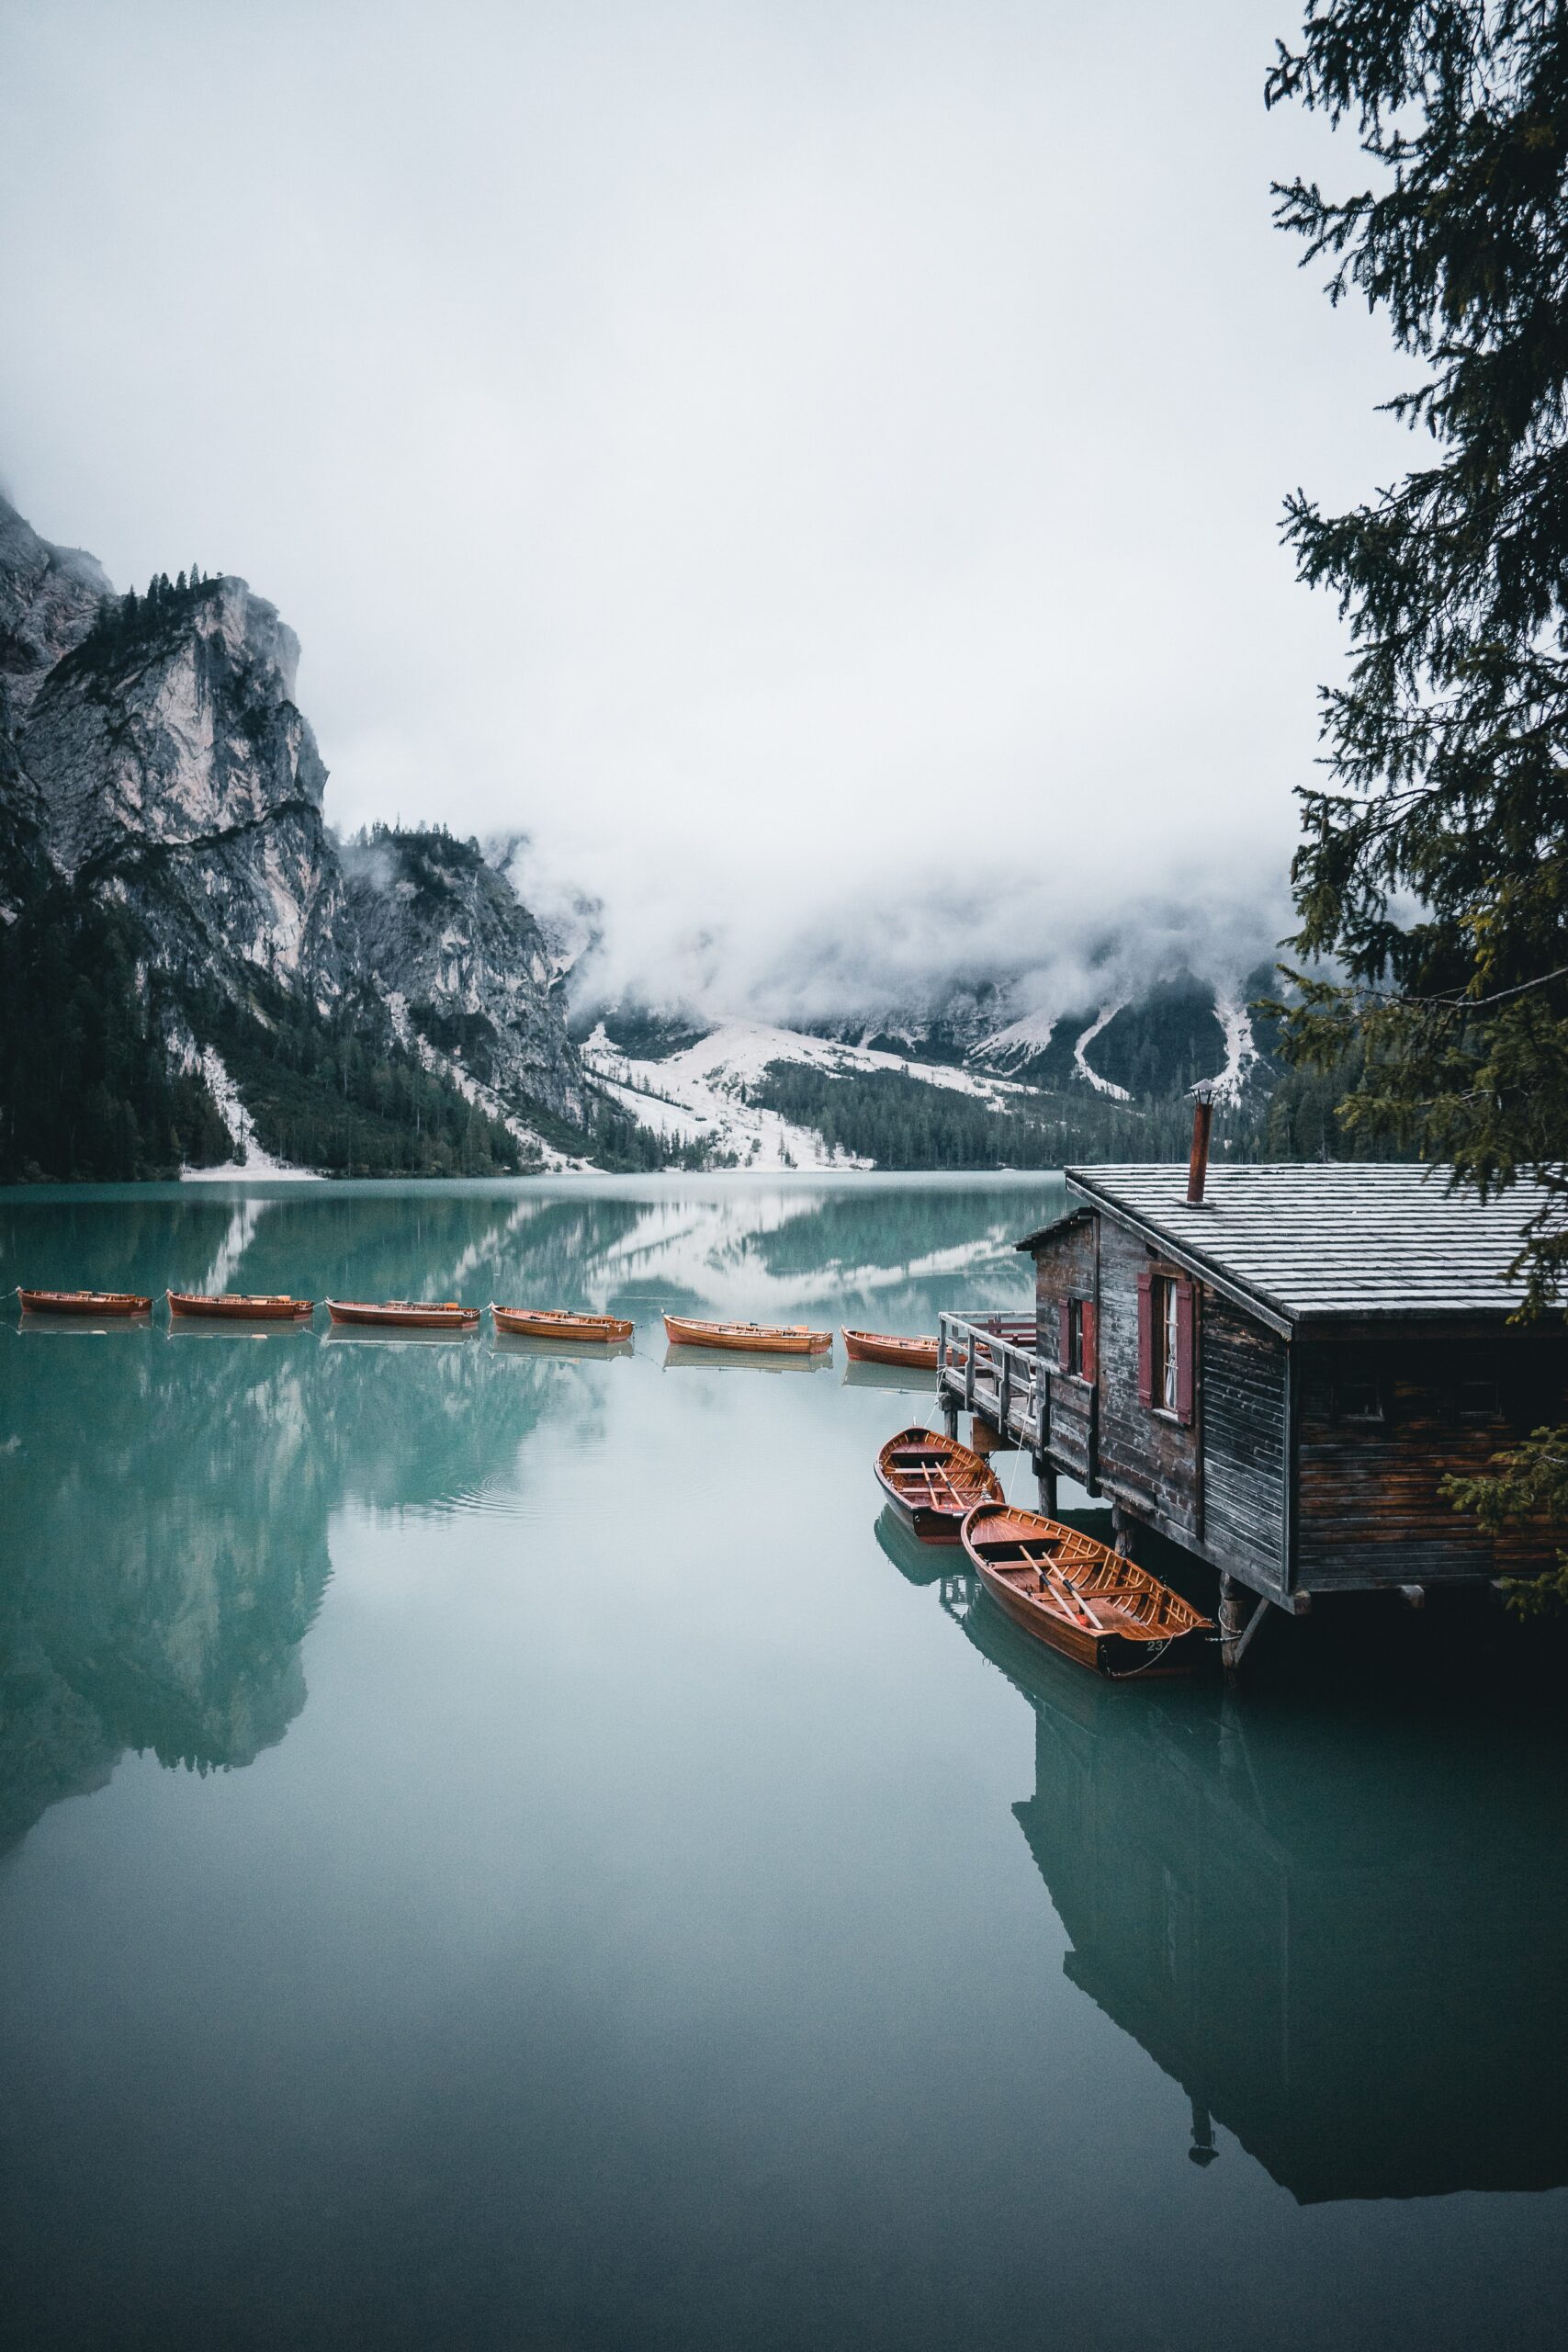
left=1219, top=1573, right=1244, bottom=1679
left=1036, top=1458, right=1058, bottom=1515
left=1111, top=1502, right=1133, bottom=1558
left=1188, top=2099, right=1218, bottom=2168
left=942, top=1395, right=959, bottom=1440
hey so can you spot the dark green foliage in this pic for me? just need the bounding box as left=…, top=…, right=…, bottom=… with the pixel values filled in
left=747, top=1062, right=1259, bottom=1170
left=64, top=566, right=221, bottom=679
left=189, top=979, right=525, bottom=1178
left=0, top=886, right=232, bottom=1181
left=1091, top=974, right=1230, bottom=1097
left=1269, top=3, right=1568, bottom=1595
left=1264, top=1040, right=1410, bottom=1159
left=593, top=1007, right=706, bottom=1060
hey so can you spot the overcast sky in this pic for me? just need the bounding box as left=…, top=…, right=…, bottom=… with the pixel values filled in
left=0, top=1, right=1404, bottom=1014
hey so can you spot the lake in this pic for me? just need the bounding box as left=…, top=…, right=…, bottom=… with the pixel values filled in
left=2, top=1174, right=1565, bottom=2351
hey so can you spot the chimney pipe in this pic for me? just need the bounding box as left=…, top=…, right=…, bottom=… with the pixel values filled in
left=1187, top=1083, right=1215, bottom=1206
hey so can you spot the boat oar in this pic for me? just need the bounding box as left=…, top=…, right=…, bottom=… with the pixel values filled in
left=1036, top=1554, right=1107, bottom=1634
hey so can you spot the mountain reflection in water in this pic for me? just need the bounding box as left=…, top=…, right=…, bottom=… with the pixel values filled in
left=942, top=1566, right=1568, bottom=2206
left=0, top=1176, right=1036, bottom=1863
left=4, top=1176, right=1568, bottom=2350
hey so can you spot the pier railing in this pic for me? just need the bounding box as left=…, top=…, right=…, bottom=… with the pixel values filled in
left=936, top=1310, right=1043, bottom=1452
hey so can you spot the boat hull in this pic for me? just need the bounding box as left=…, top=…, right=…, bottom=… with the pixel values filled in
left=662, top=1313, right=831, bottom=1355
left=325, top=1299, right=479, bottom=1330
left=873, top=1426, right=1003, bottom=1544
left=962, top=1502, right=1213, bottom=1679
left=167, top=1293, right=314, bottom=1321
left=492, top=1306, right=634, bottom=1341
left=842, top=1328, right=939, bottom=1370
left=18, top=1289, right=151, bottom=1317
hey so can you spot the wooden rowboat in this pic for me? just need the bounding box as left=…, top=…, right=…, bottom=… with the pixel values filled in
left=17, top=1287, right=151, bottom=1317
left=874, top=1425, right=1002, bottom=1544
left=842, top=1328, right=939, bottom=1370
left=168, top=1291, right=314, bottom=1321
left=324, top=1298, right=479, bottom=1330
left=662, top=1313, right=831, bottom=1355
left=491, top=1306, right=634, bottom=1341
left=961, top=1501, right=1212, bottom=1677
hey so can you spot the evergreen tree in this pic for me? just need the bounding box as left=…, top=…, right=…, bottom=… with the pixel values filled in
left=1269, top=2, right=1568, bottom=1597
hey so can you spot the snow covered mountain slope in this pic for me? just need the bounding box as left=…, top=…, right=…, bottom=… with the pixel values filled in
left=582, top=1019, right=1032, bottom=1170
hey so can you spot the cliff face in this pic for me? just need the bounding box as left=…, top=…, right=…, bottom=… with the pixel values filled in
left=344, top=829, right=590, bottom=1127
left=17, top=572, right=353, bottom=1004
left=0, top=492, right=596, bottom=1166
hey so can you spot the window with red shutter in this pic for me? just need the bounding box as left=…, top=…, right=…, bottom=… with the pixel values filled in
left=1136, top=1272, right=1154, bottom=1404
left=1080, top=1299, right=1097, bottom=1385
left=1174, top=1280, right=1196, bottom=1425
left=1057, top=1298, right=1072, bottom=1374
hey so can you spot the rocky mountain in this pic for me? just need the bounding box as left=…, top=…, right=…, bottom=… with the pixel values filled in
left=0, top=491, right=612, bottom=1180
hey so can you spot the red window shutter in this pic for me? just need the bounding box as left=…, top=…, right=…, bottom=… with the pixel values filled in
left=1175, top=1280, right=1196, bottom=1425
left=1080, top=1299, right=1097, bottom=1385
left=1057, top=1299, right=1072, bottom=1373
left=1136, top=1273, right=1154, bottom=1405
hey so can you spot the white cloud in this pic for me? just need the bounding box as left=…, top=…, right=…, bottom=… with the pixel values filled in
left=0, top=0, right=1404, bottom=1007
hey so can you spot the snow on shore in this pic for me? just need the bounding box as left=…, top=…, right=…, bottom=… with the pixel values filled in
left=181, top=1047, right=323, bottom=1181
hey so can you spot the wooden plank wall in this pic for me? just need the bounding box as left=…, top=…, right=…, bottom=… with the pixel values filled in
left=1202, top=1297, right=1289, bottom=1597
left=1033, top=1216, right=1097, bottom=1487
left=1295, top=1334, right=1568, bottom=1587
left=1095, top=1220, right=1201, bottom=1540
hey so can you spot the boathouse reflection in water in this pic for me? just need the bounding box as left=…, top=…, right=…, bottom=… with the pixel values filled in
left=941, top=1565, right=1568, bottom=2205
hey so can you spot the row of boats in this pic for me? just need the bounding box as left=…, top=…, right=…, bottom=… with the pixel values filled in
left=15, top=1287, right=1205, bottom=1679
left=873, top=1425, right=1213, bottom=1679
left=12, top=1287, right=939, bottom=1363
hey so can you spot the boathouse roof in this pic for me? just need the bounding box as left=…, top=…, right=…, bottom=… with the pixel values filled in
left=1016, top=1162, right=1561, bottom=1330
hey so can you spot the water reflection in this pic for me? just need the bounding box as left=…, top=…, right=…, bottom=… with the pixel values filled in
left=661, top=1342, right=832, bottom=1374
left=842, top=1358, right=939, bottom=1396
left=940, top=1568, right=1568, bottom=2204
left=0, top=1175, right=1048, bottom=1865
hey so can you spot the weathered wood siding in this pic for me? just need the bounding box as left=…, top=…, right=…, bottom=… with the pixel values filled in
left=1201, top=1296, right=1289, bottom=1596
left=1295, top=1333, right=1568, bottom=1588
left=1030, top=1204, right=1568, bottom=1599
left=1095, top=1220, right=1201, bottom=1541
left=1033, top=1216, right=1097, bottom=1487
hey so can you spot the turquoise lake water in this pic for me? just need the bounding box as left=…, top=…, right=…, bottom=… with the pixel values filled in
left=1, top=1174, right=1565, bottom=2351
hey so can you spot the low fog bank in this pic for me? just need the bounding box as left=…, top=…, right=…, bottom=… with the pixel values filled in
left=502, top=833, right=1293, bottom=1031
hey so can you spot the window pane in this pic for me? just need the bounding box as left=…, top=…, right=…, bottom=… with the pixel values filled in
left=1161, top=1283, right=1179, bottom=1411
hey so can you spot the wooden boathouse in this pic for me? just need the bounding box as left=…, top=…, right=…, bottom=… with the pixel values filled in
left=937, top=1150, right=1568, bottom=1662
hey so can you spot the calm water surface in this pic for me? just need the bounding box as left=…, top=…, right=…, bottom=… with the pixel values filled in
left=1, top=1174, right=1565, bottom=2351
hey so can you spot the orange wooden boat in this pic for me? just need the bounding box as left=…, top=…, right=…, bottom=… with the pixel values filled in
left=842, top=1328, right=939, bottom=1371
left=491, top=1305, right=634, bottom=1341
left=874, top=1425, right=1002, bottom=1544
left=324, top=1298, right=479, bottom=1330
left=168, top=1290, right=314, bottom=1321
left=662, top=1312, right=831, bottom=1355
left=961, top=1501, right=1212, bottom=1677
left=17, top=1287, right=151, bottom=1317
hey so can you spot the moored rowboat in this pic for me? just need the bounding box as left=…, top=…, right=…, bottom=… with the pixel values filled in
left=168, top=1291, right=314, bottom=1321
left=961, top=1501, right=1212, bottom=1677
left=18, top=1287, right=152, bottom=1317
left=491, top=1306, right=634, bottom=1341
left=874, top=1425, right=1002, bottom=1544
left=325, top=1298, right=479, bottom=1329
left=662, top=1313, right=832, bottom=1355
left=842, top=1328, right=939, bottom=1370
